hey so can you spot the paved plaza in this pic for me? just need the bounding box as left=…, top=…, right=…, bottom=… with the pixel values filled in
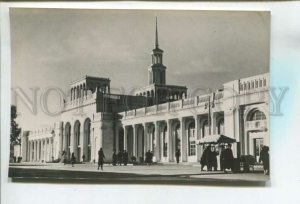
left=9, top=162, right=270, bottom=186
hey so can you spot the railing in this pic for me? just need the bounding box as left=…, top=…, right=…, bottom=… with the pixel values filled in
left=198, top=95, right=210, bottom=104
left=170, top=100, right=181, bottom=109
left=146, top=106, right=156, bottom=113
left=136, top=108, right=145, bottom=116
left=215, top=92, right=224, bottom=100
left=157, top=103, right=168, bottom=111
left=126, top=110, right=134, bottom=117
left=64, top=92, right=96, bottom=109
left=183, top=98, right=194, bottom=107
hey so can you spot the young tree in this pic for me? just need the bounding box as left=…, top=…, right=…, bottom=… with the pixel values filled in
left=11, top=105, right=21, bottom=145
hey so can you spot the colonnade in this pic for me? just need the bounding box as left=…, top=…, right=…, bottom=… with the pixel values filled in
left=119, top=113, right=225, bottom=163
left=27, top=138, right=53, bottom=162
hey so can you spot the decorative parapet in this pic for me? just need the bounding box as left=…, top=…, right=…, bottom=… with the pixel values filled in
left=63, top=91, right=97, bottom=111
left=239, top=73, right=269, bottom=93
left=121, top=90, right=224, bottom=120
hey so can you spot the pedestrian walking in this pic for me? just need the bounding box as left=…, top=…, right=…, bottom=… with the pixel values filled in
left=71, top=152, right=76, bottom=167
left=220, top=144, right=234, bottom=173
left=117, top=150, right=123, bottom=166
left=259, top=145, right=270, bottom=175
left=175, top=149, right=180, bottom=164
left=112, top=150, right=117, bottom=166
left=98, top=148, right=105, bottom=171
left=123, top=150, right=128, bottom=166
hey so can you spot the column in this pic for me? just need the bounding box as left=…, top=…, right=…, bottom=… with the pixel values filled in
left=133, top=125, right=137, bottom=157
left=29, top=141, right=31, bottom=162
left=80, top=125, right=84, bottom=162
left=180, top=118, right=187, bottom=162
left=168, top=119, right=174, bottom=162
left=44, top=139, right=47, bottom=161
left=50, top=138, right=53, bottom=161
left=37, top=140, right=40, bottom=162
left=39, top=140, right=42, bottom=162
left=33, top=140, right=36, bottom=162
left=154, top=121, right=160, bottom=162
left=194, top=115, right=201, bottom=162
left=143, top=123, right=148, bottom=153
left=70, top=127, right=74, bottom=157
left=124, top=126, right=128, bottom=151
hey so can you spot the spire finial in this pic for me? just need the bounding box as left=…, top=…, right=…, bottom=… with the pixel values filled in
left=155, top=17, right=159, bottom=48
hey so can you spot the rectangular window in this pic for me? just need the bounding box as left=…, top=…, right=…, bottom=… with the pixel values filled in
left=190, top=141, right=196, bottom=156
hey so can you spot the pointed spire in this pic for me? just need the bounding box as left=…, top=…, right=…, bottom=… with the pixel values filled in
left=155, top=17, right=159, bottom=48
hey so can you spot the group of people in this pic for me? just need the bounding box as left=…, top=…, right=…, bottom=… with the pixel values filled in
left=200, top=144, right=234, bottom=173
left=111, top=150, right=129, bottom=166
left=63, top=143, right=270, bottom=175
left=145, top=150, right=154, bottom=166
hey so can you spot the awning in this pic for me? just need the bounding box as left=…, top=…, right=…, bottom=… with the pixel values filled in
left=197, top=134, right=236, bottom=145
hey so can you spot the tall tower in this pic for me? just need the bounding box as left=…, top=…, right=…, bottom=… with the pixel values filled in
left=148, top=17, right=166, bottom=85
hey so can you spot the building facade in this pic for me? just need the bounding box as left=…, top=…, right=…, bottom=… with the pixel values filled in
left=21, top=21, right=269, bottom=166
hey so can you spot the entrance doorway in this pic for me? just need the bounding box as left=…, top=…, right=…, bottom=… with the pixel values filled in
left=254, top=138, right=264, bottom=162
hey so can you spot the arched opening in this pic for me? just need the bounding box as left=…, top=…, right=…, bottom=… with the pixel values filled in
left=137, top=125, right=144, bottom=161
left=188, top=122, right=196, bottom=156
left=248, top=110, right=266, bottom=121
left=246, top=109, right=267, bottom=161
left=174, top=123, right=181, bottom=154
left=74, top=120, right=81, bottom=162
left=162, top=125, right=168, bottom=158
left=64, top=123, right=71, bottom=159
left=83, top=118, right=91, bottom=162
left=151, top=126, right=155, bottom=151
left=127, top=127, right=134, bottom=161
left=118, top=128, right=124, bottom=152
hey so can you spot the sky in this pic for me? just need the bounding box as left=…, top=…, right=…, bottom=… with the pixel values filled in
left=10, top=8, right=270, bottom=131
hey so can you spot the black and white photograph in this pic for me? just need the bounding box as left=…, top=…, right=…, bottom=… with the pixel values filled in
left=8, top=8, right=271, bottom=185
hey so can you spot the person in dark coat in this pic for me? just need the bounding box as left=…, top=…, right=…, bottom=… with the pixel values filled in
left=117, top=150, right=123, bottom=166
left=123, top=150, right=128, bottom=166
left=175, top=149, right=180, bottom=164
left=200, top=145, right=211, bottom=171
left=259, top=145, right=269, bottom=175
left=209, top=146, right=219, bottom=171
left=149, top=151, right=153, bottom=165
left=71, top=153, right=76, bottom=167
left=98, top=148, right=105, bottom=171
left=112, top=150, right=117, bottom=166
left=220, top=144, right=234, bottom=173
left=145, top=150, right=151, bottom=166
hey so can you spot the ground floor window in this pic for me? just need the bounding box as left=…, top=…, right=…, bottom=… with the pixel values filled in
left=189, top=141, right=196, bottom=156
